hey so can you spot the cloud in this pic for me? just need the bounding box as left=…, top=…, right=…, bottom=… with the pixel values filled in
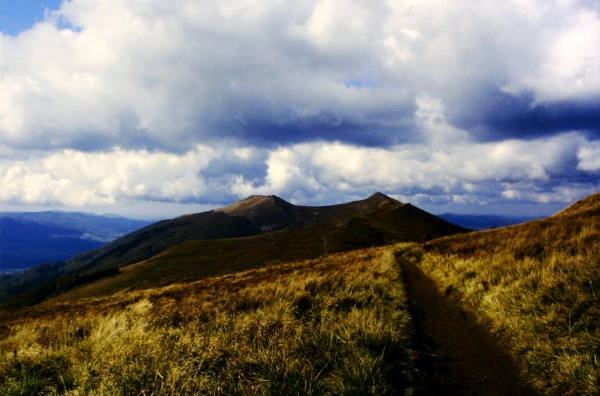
left=501, top=5, right=600, bottom=103
left=446, top=89, right=600, bottom=141
left=0, top=0, right=597, bottom=153
left=1, top=130, right=596, bottom=211
left=0, top=0, right=597, bottom=214
left=199, top=147, right=269, bottom=203
left=0, top=145, right=217, bottom=206
left=577, top=141, right=600, bottom=173
left=252, top=133, right=595, bottom=204
left=201, top=148, right=268, bottom=182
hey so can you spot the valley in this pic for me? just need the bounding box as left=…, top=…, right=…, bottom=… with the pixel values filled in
left=0, top=212, right=151, bottom=270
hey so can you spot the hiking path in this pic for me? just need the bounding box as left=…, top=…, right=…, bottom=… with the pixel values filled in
left=397, top=257, right=538, bottom=396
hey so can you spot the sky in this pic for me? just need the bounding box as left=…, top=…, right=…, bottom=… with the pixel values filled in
left=0, top=0, right=598, bottom=219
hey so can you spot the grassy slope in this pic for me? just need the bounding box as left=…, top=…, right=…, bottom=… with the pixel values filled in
left=47, top=224, right=342, bottom=302
left=43, top=203, right=466, bottom=304
left=64, top=211, right=260, bottom=273
left=0, top=246, right=413, bottom=395
left=65, top=193, right=465, bottom=276
left=401, top=192, right=600, bottom=395
left=62, top=193, right=402, bottom=275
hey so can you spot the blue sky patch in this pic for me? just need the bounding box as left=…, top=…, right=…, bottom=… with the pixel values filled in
left=55, top=14, right=81, bottom=32
left=0, top=0, right=62, bottom=35
left=345, top=78, right=376, bottom=90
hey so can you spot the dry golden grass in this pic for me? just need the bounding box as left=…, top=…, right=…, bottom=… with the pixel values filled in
left=0, top=246, right=413, bottom=395
left=399, top=197, right=600, bottom=395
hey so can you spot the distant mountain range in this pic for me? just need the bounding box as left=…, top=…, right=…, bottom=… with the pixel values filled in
left=0, top=193, right=466, bottom=306
left=0, top=212, right=151, bottom=270
left=437, top=213, right=544, bottom=230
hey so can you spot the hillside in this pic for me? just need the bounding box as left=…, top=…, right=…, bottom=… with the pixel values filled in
left=551, top=191, right=600, bottom=218
left=0, top=193, right=466, bottom=306
left=0, top=247, right=414, bottom=395
left=64, top=192, right=415, bottom=273
left=399, top=191, right=600, bottom=395
left=2, top=192, right=596, bottom=394
left=48, top=203, right=465, bottom=303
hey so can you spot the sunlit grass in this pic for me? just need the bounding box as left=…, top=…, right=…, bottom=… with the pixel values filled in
left=0, top=246, right=413, bottom=395
left=400, top=197, right=600, bottom=395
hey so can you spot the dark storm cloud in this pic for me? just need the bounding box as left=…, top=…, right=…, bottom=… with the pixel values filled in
left=235, top=115, right=418, bottom=148
left=448, top=88, right=600, bottom=141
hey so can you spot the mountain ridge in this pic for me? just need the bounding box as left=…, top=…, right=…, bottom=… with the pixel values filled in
left=215, top=193, right=403, bottom=231
left=0, top=193, right=465, bottom=306
left=65, top=192, right=408, bottom=273
left=0, top=193, right=467, bottom=306
left=45, top=197, right=464, bottom=303
left=0, top=211, right=151, bottom=242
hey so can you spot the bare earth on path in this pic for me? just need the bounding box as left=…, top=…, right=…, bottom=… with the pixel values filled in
left=398, top=257, right=539, bottom=396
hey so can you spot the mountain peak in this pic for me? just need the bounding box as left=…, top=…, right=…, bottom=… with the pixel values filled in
left=366, top=192, right=402, bottom=205
left=216, top=195, right=292, bottom=217
left=217, top=193, right=404, bottom=222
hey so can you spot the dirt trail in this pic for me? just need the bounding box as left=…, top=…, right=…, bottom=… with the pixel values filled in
left=398, top=257, right=538, bottom=396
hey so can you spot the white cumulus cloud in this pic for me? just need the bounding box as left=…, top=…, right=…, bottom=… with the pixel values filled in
left=577, top=141, right=600, bottom=172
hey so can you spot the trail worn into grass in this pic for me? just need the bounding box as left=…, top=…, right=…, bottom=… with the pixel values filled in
left=398, top=257, right=537, bottom=395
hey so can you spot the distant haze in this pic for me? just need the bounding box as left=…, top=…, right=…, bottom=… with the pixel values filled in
left=438, top=213, right=544, bottom=231
left=0, top=211, right=150, bottom=270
